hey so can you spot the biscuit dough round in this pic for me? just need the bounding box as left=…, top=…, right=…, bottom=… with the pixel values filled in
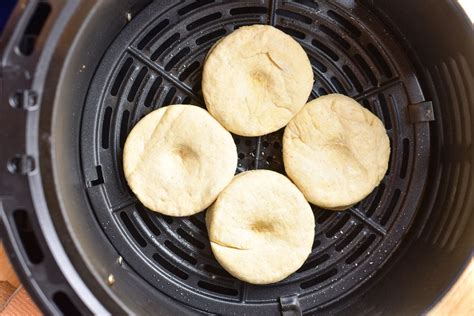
left=206, top=170, right=315, bottom=284
left=202, top=25, right=313, bottom=136
left=283, top=94, right=390, bottom=210
left=123, top=104, right=237, bottom=216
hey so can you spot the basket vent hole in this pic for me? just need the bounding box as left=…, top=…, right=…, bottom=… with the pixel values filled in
left=361, top=99, right=370, bottom=109
left=400, top=138, right=409, bottom=179
left=187, top=12, right=222, bottom=31
left=335, top=224, right=364, bottom=251
left=297, top=254, right=330, bottom=273
left=119, top=110, right=130, bottom=148
left=52, top=292, right=81, bottom=316
left=229, top=6, right=267, bottom=16
left=203, top=264, right=232, bottom=278
left=345, top=234, right=376, bottom=264
left=330, top=77, right=346, bottom=94
left=128, top=67, right=148, bottom=102
left=250, top=160, right=256, bottom=169
left=192, top=81, right=201, bottom=93
left=137, top=19, right=170, bottom=50
left=165, top=47, right=191, bottom=71
left=144, top=76, right=162, bottom=107
left=354, top=54, right=377, bottom=86
left=312, top=39, right=339, bottom=61
left=90, top=165, right=104, bottom=186
left=327, top=10, right=361, bottom=38
left=177, top=228, right=205, bottom=249
left=366, top=183, right=385, bottom=217
left=163, top=87, right=177, bottom=106
left=151, top=33, right=180, bottom=61
left=343, top=65, right=363, bottom=93
left=196, top=28, right=226, bottom=45
left=120, top=212, right=147, bottom=247
left=367, top=43, right=393, bottom=78
left=377, top=94, right=392, bottom=130
left=381, top=189, right=401, bottom=226
left=13, top=209, right=44, bottom=264
left=277, top=9, right=312, bottom=24
left=300, top=268, right=338, bottom=289
left=178, top=0, right=214, bottom=16
left=161, top=215, right=173, bottom=225
left=18, top=2, right=51, bottom=56
left=319, top=24, right=350, bottom=49
left=295, top=0, right=319, bottom=9
left=153, top=253, right=189, bottom=280
left=179, top=61, right=201, bottom=81
left=165, top=240, right=197, bottom=265
left=182, top=96, right=193, bottom=104
left=316, top=210, right=332, bottom=224
left=326, top=213, right=351, bottom=238
left=101, top=107, right=112, bottom=149
left=387, top=137, right=393, bottom=174
left=189, top=215, right=207, bottom=232
left=312, top=239, right=321, bottom=249
left=277, top=26, right=305, bottom=39
left=262, top=141, right=269, bottom=148
left=310, top=56, right=327, bottom=73
left=197, top=281, right=238, bottom=296
left=238, top=153, right=245, bottom=159
left=111, top=58, right=133, bottom=96
left=318, top=87, right=328, bottom=96
left=136, top=204, right=161, bottom=236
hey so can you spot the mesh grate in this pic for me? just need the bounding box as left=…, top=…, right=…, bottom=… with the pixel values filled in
left=80, top=0, right=429, bottom=313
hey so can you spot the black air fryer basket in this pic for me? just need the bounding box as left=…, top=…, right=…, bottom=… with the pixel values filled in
left=1, top=0, right=473, bottom=315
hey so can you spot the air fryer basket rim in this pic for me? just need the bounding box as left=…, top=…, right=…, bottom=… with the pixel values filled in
left=0, top=0, right=472, bottom=315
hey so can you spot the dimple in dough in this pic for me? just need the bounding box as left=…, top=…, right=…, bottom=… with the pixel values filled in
left=202, top=25, right=314, bottom=137
left=283, top=94, right=390, bottom=210
left=123, top=104, right=237, bottom=216
left=206, top=170, right=315, bottom=284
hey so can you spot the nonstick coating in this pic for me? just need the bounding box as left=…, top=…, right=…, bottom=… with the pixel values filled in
left=80, top=0, right=430, bottom=313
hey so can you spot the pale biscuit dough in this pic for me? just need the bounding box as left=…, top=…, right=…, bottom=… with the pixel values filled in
left=283, top=94, right=390, bottom=210
left=123, top=104, right=237, bottom=216
left=206, top=170, right=315, bottom=284
left=202, top=25, right=313, bottom=136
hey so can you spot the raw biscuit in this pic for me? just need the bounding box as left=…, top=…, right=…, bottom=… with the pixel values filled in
left=206, top=170, right=315, bottom=284
left=123, top=104, right=237, bottom=216
left=283, top=94, right=390, bottom=210
left=202, top=25, right=313, bottom=136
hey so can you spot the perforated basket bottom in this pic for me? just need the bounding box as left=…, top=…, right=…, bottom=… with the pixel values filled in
left=80, top=0, right=429, bottom=313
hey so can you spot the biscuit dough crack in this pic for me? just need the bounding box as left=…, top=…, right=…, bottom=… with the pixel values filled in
left=206, top=170, right=315, bottom=284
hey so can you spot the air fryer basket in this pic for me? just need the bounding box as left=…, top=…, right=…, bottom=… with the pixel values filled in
left=0, top=0, right=472, bottom=315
